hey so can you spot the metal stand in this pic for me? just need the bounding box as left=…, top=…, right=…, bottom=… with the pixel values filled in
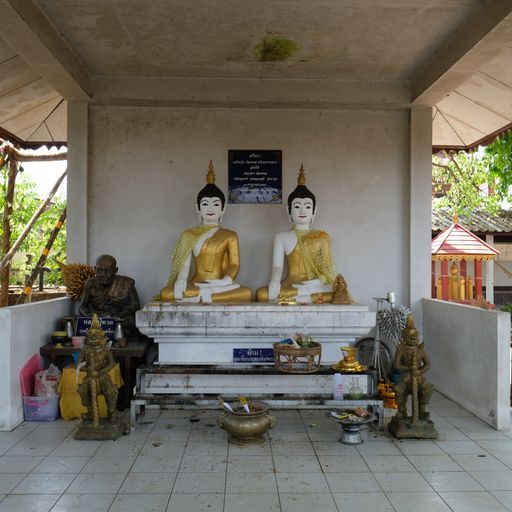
left=340, top=424, right=364, bottom=444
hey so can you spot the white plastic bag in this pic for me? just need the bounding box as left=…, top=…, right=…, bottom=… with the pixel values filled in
left=35, top=364, right=61, bottom=397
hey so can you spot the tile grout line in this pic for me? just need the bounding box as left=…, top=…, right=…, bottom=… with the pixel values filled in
left=1, top=399, right=512, bottom=512
left=361, top=424, right=399, bottom=512
left=104, top=409, right=162, bottom=512
left=13, top=422, right=81, bottom=507
left=394, top=436, right=455, bottom=510
left=268, top=420, right=282, bottom=512
left=223, top=428, right=232, bottom=512
left=302, top=409, right=343, bottom=512
left=163, top=408, right=189, bottom=512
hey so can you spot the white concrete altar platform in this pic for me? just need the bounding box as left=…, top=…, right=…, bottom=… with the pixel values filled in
left=136, top=302, right=374, bottom=364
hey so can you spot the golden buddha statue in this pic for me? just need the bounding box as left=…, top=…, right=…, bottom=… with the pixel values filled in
left=159, top=162, right=252, bottom=303
left=256, top=165, right=350, bottom=303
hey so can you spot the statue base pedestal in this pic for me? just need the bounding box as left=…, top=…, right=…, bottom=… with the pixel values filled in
left=136, top=302, right=374, bottom=364
left=388, top=416, right=438, bottom=439
left=74, top=418, right=127, bottom=441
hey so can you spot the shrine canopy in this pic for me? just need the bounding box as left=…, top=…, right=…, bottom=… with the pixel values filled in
left=432, top=214, right=499, bottom=262
left=431, top=214, right=499, bottom=303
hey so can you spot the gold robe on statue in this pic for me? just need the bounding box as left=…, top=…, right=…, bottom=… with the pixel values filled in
left=161, top=227, right=252, bottom=303
left=256, top=230, right=336, bottom=302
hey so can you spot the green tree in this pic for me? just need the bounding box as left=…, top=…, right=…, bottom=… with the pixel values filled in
left=432, top=130, right=512, bottom=214
left=486, top=130, right=512, bottom=199
left=0, top=164, right=66, bottom=286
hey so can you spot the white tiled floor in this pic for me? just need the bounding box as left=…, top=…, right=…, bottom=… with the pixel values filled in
left=1, top=391, right=512, bottom=511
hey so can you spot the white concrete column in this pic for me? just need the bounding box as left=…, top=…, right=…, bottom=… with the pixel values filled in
left=409, top=107, right=433, bottom=332
left=66, top=102, right=89, bottom=263
left=486, top=235, right=495, bottom=303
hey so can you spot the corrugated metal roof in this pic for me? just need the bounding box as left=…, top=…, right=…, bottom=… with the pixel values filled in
left=432, top=222, right=499, bottom=259
left=432, top=208, right=512, bottom=233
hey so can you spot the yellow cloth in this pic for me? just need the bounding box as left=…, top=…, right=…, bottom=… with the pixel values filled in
left=166, top=224, right=218, bottom=287
left=294, top=229, right=337, bottom=285
left=57, top=363, right=123, bottom=420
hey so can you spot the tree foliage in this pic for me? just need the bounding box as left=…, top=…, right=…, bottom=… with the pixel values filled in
left=486, top=130, right=512, bottom=199
left=0, top=163, right=66, bottom=286
left=432, top=130, right=512, bottom=214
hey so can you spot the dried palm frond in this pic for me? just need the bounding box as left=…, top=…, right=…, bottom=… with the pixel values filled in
left=57, top=260, right=95, bottom=300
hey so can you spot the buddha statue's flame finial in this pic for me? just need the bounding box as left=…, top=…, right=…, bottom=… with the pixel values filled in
left=206, top=160, right=216, bottom=184
left=452, top=212, right=459, bottom=224
left=298, top=164, right=306, bottom=186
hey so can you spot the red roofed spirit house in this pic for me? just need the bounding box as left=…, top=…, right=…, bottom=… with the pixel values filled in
left=432, top=214, right=499, bottom=303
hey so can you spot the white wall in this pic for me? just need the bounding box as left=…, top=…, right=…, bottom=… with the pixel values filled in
left=0, top=298, right=72, bottom=431
left=494, top=261, right=512, bottom=288
left=86, top=106, right=413, bottom=309
left=423, top=298, right=510, bottom=430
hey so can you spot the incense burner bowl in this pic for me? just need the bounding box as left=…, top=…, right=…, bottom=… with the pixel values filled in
left=218, top=402, right=276, bottom=445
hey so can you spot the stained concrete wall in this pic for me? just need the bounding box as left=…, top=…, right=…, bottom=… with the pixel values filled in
left=85, top=106, right=414, bottom=309
left=423, top=298, right=510, bottom=430
left=0, top=297, right=72, bottom=431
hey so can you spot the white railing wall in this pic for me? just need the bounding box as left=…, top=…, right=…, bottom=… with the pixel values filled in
left=0, top=297, right=72, bottom=431
left=423, top=298, right=510, bottom=430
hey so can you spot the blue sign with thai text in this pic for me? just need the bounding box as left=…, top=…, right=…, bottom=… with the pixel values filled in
left=75, top=316, right=115, bottom=342
left=233, top=348, right=275, bottom=363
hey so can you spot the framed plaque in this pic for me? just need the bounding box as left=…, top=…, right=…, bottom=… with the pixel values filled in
left=228, top=150, right=282, bottom=204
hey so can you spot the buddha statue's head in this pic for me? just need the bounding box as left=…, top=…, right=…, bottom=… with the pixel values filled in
left=196, top=161, right=226, bottom=224
left=287, top=164, right=316, bottom=226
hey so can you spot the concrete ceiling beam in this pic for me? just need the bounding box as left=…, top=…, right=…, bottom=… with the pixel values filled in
left=0, top=0, right=91, bottom=100
left=92, top=76, right=411, bottom=109
left=411, top=0, right=512, bottom=106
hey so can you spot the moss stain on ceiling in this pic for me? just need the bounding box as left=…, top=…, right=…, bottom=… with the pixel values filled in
left=254, top=36, right=299, bottom=62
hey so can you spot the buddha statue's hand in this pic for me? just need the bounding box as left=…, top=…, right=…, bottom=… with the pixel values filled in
left=293, top=279, right=332, bottom=294
left=291, top=282, right=309, bottom=294
left=196, top=276, right=233, bottom=287
left=268, top=280, right=281, bottom=301
left=300, top=279, right=323, bottom=286
left=174, top=279, right=187, bottom=299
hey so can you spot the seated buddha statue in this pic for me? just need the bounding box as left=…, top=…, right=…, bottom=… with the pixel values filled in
left=257, top=165, right=351, bottom=304
left=159, top=162, right=252, bottom=303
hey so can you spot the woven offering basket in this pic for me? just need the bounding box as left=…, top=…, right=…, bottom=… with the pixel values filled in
left=273, top=342, right=322, bottom=373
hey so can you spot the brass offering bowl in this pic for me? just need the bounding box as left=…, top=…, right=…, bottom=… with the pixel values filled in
left=218, top=402, right=276, bottom=445
left=332, top=346, right=367, bottom=372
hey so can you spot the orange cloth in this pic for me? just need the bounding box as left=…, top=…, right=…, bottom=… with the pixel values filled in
left=57, top=363, right=123, bottom=420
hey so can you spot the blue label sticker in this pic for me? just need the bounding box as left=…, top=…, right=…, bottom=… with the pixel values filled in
left=75, top=316, right=115, bottom=341
left=233, top=348, right=274, bottom=363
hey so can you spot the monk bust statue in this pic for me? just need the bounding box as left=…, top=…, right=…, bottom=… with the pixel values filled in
left=257, top=165, right=350, bottom=304
left=159, top=161, right=252, bottom=303
left=79, top=254, right=141, bottom=338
